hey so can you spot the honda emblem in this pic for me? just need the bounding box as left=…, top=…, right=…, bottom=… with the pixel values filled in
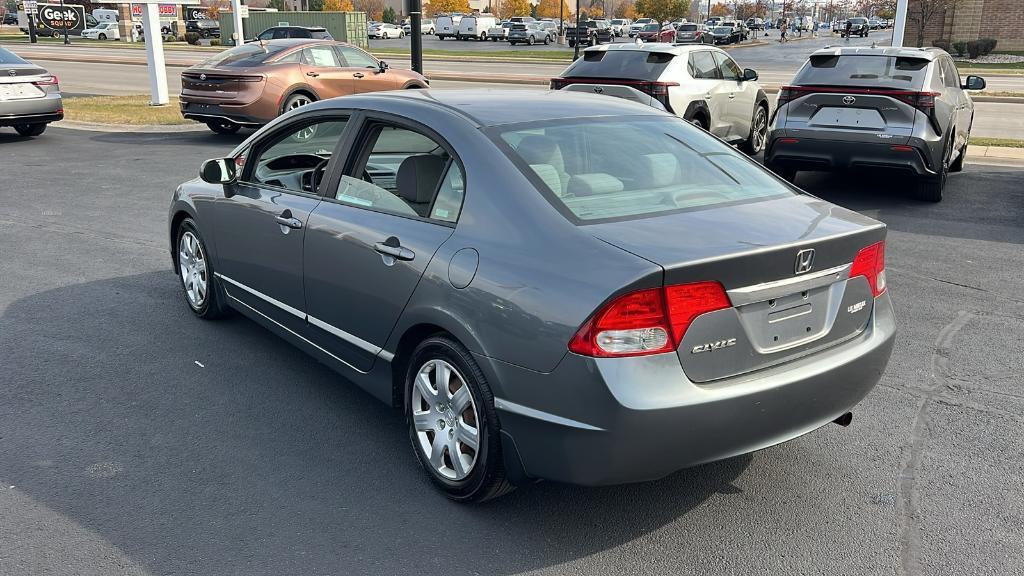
left=794, top=249, right=815, bottom=275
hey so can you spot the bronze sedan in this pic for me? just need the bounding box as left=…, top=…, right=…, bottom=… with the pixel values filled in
left=180, top=39, right=428, bottom=134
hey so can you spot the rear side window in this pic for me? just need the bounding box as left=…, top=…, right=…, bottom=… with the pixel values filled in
left=688, top=51, right=719, bottom=79
left=199, top=43, right=291, bottom=67
left=793, top=55, right=929, bottom=88
left=496, top=117, right=793, bottom=223
left=303, top=46, right=340, bottom=67
left=562, top=50, right=674, bottom=81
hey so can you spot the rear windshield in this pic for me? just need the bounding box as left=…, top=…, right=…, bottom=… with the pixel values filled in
left=642, top=23, right=659, bottom=31
left=679, top=24, right=698, bottom=31
left=849, top=17, right=868, bottom=24
left=496, top=117, right=793, bottom=223
left=0, top=47, right=28, bottom=65
left=200, top=43, right=292, bottom=67
left=562, top=50, right=674, bottom=81
left=793, top=55, right=929, bottom=88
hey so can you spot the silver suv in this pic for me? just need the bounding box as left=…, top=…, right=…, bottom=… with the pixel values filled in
left=551, top=44, right=770, bottom=154
left=764, top=46, right=986, bottom=202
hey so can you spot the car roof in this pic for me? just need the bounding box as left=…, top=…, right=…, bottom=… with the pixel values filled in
left=810, top=45, right=940, bottom=60
left=256, top=38, right=336, bottom=47
left=307, top=89, right=666, bottom=128
left=583, top=42, right=726, bottom=56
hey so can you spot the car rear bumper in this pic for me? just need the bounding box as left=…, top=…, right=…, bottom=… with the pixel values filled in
left=180, top=100, right=265, bottom=126
left=765, top=135, right=938, bottom=176
left=0, top=94, right=63, bottom=126
left=483, top=292, right=896, bottom=487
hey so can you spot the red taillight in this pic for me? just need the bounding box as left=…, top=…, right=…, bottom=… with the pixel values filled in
left=849, top=241, right=887, bottom=297
left=643, top=81, right=679, bottom=96
left=550, top=77, right=568, bottom=90
left=890, top=145, right=915, bottom=152
left=33, top=75, right=58, bottom=86
left=777, top=85, right=802, bottom=106
left=569, top=282, right=731, bottom=357
left=778, top=137, right=800, bottom=144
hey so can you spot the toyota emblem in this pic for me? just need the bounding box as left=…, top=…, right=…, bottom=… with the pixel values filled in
left=7, top=70, right=15, bottom=77
left=593, top=86, right=604, bottom=94
left=200, top=74, right=207, bottom=81
left=842, top=95, right=856, bottom=105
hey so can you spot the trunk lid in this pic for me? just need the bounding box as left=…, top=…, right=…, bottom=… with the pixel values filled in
left=180, top=68, right=264, bottom=102
left=588, top=194, right=885, bottom=382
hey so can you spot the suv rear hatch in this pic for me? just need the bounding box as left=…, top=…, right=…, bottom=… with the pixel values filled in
left=780, top=53, right=934, bottom=145
left=552, top=50, right=677, bottom=111
left=586, top=194, right=886, bottom=382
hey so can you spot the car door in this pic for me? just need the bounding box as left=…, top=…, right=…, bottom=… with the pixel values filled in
left=303, top=116, right=466, bottom=372
left=688, top=50, right=730, bottom=137
left=299, top=44, right=354, bottom=98
left=941, top=57, right=970, bottom=149
left=212, top=114, right=352, bottom=334
left=335, top=45, right=394, bottom=93
left=713, top=51, right=754, bottom=140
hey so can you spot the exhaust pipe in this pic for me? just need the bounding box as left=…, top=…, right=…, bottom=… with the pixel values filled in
left=832, top=412, right=853, bottom=427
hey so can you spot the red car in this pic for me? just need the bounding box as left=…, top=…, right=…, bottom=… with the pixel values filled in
left=637, top=23, right=676, bottom=42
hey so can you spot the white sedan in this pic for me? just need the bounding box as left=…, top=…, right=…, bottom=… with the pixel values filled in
left=81, top=22, right=120, bottom=40
left=368, top=23, right=404, bottom=39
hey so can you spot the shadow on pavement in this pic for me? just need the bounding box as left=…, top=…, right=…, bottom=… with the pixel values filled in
left=0, top=271, right=751, bottom=575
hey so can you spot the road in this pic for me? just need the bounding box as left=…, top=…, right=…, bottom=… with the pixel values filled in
left=35, top=58, right=1024, bottom=140
left=1, top=126, right=1022, bottom=576
left=7, top=31, right=1024, bottom=93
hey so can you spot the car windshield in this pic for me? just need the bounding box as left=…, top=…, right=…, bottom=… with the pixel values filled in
left=642, top=24, right=659, bottom=31
left=0, top=47, right=28, bottom=65
left=562, top=50, right=674, bottom=81
left=679, top=24, right=698, bottom=31
left=714, top=26, right=731, bottom=33
left=611, top=19, right=625, bottom=24
left=794, top=55, right=930, bottom=88
left=199, top=43, right=292, bottom=67
left=496, top=117, right=793, bottom=223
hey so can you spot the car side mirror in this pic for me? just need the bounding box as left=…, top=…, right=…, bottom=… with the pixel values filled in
left=378, top=60, right=389, bottom=74
left=743, top=68, right=758, bottom=81
left=963, top=75, right=985, bottom=90
left=200, top=158, right=236, bottom=185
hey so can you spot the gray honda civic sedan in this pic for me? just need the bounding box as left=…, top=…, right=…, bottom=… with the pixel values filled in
left=169, top=90, right=896, bottom=501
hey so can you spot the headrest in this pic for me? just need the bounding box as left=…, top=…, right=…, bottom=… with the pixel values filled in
left=567, top=173, right=624, bottom=197
left=516, top=135, right=564, bottom=168
left=397, top=154, right=446, bottom=204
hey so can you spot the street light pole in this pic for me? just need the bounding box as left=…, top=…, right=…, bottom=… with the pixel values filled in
left=409, top=0, right=422, bottom=73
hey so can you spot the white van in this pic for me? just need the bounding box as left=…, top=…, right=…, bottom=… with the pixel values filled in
left=457, top=15, right=497, bottom=40
left=435, top=16, right=457, bottom=39
left=92, top=8, right=118, bottom=23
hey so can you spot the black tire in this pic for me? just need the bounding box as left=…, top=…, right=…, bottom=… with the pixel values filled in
left=527, top=35, right=535, bottom=46
left=176, top=218, right=227, bottom=319
left=543, top=34, right=550, bottom=45
left=14, top=123, right=46, bottom=137
left=915, top=137, right=951, bottom=202
left=206, top=121, right=240, bottom=135
left=437, top=35, right=443, bottom=40
left=406, top=335, right=514, bottom=503
left=687, top=114, right=708, bottom=131
left=568, top=40, right=575, bottom=47
left=382, top=31, right=389, bottom=39
left=740, top=103, right=769, bottom=155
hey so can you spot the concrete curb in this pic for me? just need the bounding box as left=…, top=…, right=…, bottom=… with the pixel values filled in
left=56, top=119, right=207, bottom=132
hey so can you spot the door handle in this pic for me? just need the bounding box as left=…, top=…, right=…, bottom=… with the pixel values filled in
left=374, top=241, right=415, bottom=262
left=729, top=93, right=736, bottom=99
left=275, top=214, right=303, bottom=229
left=306, top=71, right=320, bottom=78
left=353, top=72, right=364, bottom=79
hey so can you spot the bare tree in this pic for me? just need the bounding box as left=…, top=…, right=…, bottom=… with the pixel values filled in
left=907, top=0, right=962, bottom=47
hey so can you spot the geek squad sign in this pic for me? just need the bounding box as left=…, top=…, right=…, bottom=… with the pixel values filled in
left=37, top=4, right=85, bottom=32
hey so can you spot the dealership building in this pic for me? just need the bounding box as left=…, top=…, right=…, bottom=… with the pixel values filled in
left=908, top=0, right=1023, bottom=51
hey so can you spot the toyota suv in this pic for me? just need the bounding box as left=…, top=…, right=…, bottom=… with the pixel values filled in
left=764, top=46, right=985, bottom=202
left=551, top=43, right=770, bottom=154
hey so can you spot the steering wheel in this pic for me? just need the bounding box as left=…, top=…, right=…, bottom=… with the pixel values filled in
left=305, top=158, right=330, bottom=193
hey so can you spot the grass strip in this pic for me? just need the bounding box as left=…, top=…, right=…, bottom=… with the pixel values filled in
left=969, top=137, right=1024, bottom=148
left=63, top=95, right=195, bottom=125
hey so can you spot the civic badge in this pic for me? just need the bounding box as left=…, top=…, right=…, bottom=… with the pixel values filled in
left=795, top=248, right=815, bottom=275
left=842, top=95, right=856, bottom=105
left=200, top=73, right=207, bottom=81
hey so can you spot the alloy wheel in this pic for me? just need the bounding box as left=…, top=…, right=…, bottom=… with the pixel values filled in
left=178, top=231, right=208, bottom=309
left=751, top=107, right=767, bottom=152
left=411, top=359, right=480, bottom=481
left=289, top=95, right=311, bottom=110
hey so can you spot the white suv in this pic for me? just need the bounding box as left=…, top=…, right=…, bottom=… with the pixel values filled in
left=551, top=43, right=770, bottom=154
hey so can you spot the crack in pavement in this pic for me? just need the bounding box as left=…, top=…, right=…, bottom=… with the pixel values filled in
left=897, top=310, right=974, bottom=576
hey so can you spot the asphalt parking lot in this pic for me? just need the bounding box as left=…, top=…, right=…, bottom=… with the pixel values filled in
left=1, top=127, right=1023, bottom=576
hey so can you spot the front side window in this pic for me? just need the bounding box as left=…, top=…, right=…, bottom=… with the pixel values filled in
left=497, top=117, right=793, bottom=223
left=714, top=52, right=742, bottom=80
left=246, top=118, right=349, bottom=194
left=335, top=124, right=466, bottom=222
left=336, top=45, right=377, bottom=68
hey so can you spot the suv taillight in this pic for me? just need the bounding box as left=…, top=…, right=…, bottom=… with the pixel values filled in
left=569, top=282, right=731, bottom=357
left=849, top=241, right=887, bottom=297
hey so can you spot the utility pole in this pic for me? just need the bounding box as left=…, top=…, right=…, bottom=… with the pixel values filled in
left=408, top=0, right=423, bottom=73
